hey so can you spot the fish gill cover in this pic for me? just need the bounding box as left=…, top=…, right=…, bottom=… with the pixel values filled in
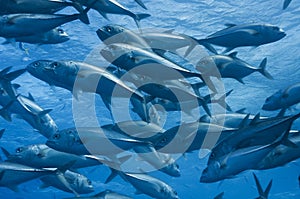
left=0, top=0, right=299, bottom=199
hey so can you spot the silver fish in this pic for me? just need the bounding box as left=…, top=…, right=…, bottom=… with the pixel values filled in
left=133, top=145, right=180, bottom=177
left=262, top=82, right=300, bottom=111
left=106, top=171, right=179, bottom=199
left=197, top=52, right=273, bottom=84
left=46, top=127, right=146, bottom=155
left=3, top=144, right=102, bottom=169
left=208, top=113, right=300, bottom=164
left=26, top=60, right=149, bottom=123
left=200, top=133, right=286, bottom=182
left=40, top=170, right=94, bottom=195
left=196, top=23, right=286, bottom=53
left=0, top=0, right=81, bottom=14
left=5, top=28, right=70, bottom=45
left=0, top=161, right=58, bottom=191
left=0, top=11, right=89, bottom=38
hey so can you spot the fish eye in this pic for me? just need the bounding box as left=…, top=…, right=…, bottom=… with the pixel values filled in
left=57, top=28, right=64, bottom=34
left=174, top=191, right=178, bottom=195
left=53, top=133, right=60, bottom=140
left=87, top=179, right=92, bottom=185
left=16, top=147, right=23, bottom=153
left=68, top=130, right=73, bottom=134
left=52, top=62, right=59, bottom=68
left=33, top=62, right=39, bottom=67
left=160, top=137, right=167, bottom=144
left=210, top=152, right=215, bottom=158
left=106, top=26, right=112, bottom=32
left=175, top=164, right=179, bottom=169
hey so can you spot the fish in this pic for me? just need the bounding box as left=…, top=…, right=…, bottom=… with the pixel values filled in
left=40, top=170, right=94, bottom=195
left=64, top=189, right=133, bottom=199
left=0, top=0, right=83, bottom=14
left=199, top=109, right=269, bottom=128
left=0, top=9, right=90, bottom=38
left=75, top=0, right=150, bottom=28
left=0, top=161, right=63, bottom=191
left=3, top=28, right=70, bottom=45
left=197, top=52, right=273, bottom=84
left=26, top=60, right=150, bottom=123
left=2, top=144, right=103, bottom=169
left=96, top=24, right=152, bottom=50
left=133, top=145, right=180, bottom=177
left=106, top=171, right=179, bottom=199
left=200, top=130, right=288, bottom=183
left=255, top=131, right=300, bottom=170
left=253, top=173, right=272, bottom=199
left=153, top=121, right=236, bottom=154
left=196, top=24, right=286, bottom=53
left=262, top=83, right=300, bottom=111
left=100, top=43, right=220, bottom=94
left=46, top=127, right=146, bottom=156
left=283, top=0, right=293, bottom=9
left=207, top=113, right=300, bottom=164
left=101, top=120, right=165, bottom=142
left=101, top=43, right=205, bottom=81
left=0, top=91, right=59, bottom=138
left=96, top=25, right=205, bottom=56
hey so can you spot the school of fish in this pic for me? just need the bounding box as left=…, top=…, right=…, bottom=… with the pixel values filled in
left=0, top=0, right=299, bottom=199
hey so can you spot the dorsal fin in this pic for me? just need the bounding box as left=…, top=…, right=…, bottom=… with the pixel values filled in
left=27, top=93, right=35, bottom=102
left=228, top=51, right=238, bottom=58
left=236, top=108, right=247, bottom=114
left=224, top=23, right=236, bottom=28
left=253, top=173, right=264, bottom=196
left=163, top=29, right=175, bottom=34
left=0, top=147, right=10, bottom=158
left=4, top=69, right=26, bottom=81
left=239, top=114, right=250, bottom=128
left=12, top=84, right=21, bottom=90
left=0, top=66, right=12, bottom=77
left=0, top=129, right=5, bottom=139
left=250, top=113, right=261, bottom=125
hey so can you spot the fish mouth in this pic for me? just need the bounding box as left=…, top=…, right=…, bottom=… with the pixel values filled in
left=45, top=140, right=57, bottom=148
left=96, top=29, right=106, bottom=41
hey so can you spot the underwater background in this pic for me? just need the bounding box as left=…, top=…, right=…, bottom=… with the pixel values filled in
left=0, top=0, right=300, bottom=198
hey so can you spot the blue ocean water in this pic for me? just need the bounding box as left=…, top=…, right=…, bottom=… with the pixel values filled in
left=0, top=0, right=300, bottom=198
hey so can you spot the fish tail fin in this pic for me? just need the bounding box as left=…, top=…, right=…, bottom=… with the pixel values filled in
left=283, top=0, right=292, bottom=9
left=198, top=97, right=211, bottom=117
left=105, top=168, right=119, bottom=184
left=194, top=38, right=218, bottom=54
left=77, top=0, right=98, bottom=24
left=134, top=13, right=151, bottom=29
left=258, top=58, right=273, bottom=80
left=253, top=173, right=265, bottom=197
left=3, top=69, right=26, bottom=82
left=263, top=179, right=273, bottom=198
left=253, top=172, right=273, bottom=199
left=211, top=89, right=233, bottom=111
left=134, top=0, right=147, bottom=9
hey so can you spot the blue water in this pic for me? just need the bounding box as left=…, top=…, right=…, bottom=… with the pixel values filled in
left=0, top=0, right=300, bottom=198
